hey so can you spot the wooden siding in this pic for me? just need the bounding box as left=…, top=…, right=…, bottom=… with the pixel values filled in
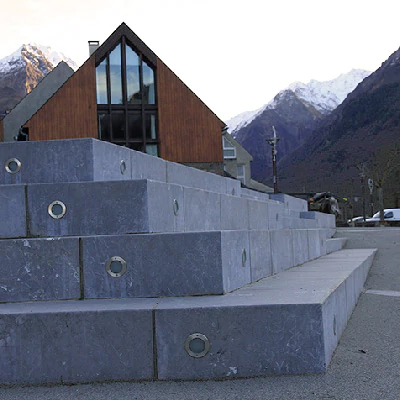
left=157, top=59, right=223, bottom=163
left=24, top=57, right=98, bottom=141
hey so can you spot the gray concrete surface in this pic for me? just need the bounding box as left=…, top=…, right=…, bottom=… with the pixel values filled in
left=1, top=227, right=399, bottom=399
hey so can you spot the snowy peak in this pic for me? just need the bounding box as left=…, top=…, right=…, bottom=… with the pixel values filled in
left=226, top=69, right=371, bottom=135
left=288, top=69, right=371, bottom=114
left=0, top=43, right=78, bottom=74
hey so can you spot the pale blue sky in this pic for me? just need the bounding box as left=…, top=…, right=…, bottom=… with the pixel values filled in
left=1, top=0, right=400, bottom=120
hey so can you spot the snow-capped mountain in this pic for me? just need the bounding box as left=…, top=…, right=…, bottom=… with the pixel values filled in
left=226, top=69, right=371, bottom=136
left=0, top=43, right=77, bottom=73
left=0, top=44, right=77, bottom=113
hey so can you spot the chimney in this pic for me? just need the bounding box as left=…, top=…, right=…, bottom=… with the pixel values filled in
left=88, top=41, right=100, bottom=56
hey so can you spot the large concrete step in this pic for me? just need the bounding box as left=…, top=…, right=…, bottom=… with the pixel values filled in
left=1, top=179, right=335, bottom=239
left=0, top=248, right=376, bottom=386
left=0, top=228, right=334, bottom=303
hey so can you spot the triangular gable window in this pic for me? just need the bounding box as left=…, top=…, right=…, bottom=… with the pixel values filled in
left=96, top=37, right=158, bottom=154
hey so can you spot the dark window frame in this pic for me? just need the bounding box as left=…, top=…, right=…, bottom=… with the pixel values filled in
left=96, top=36, right=159, bottom=153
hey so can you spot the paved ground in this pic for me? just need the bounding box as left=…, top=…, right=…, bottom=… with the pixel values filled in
left=1, top=227, right=399, bottom=400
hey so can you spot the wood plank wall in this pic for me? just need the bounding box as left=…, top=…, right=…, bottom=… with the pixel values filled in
left=24, top=57, right=98, bottom=141
left=157, top=59, right=224, bottom=163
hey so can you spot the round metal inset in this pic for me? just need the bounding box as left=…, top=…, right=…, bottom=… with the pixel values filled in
left=5, top=158, right=21, bottom=174
left=184, top=333, right=210, bottom=358
left=106, top=256, right=127, bottom=278
left=242, top=248, right=247, bottom=267
left=173, top=199, right=179, bottom=216
left=120, top=160, right=127, bottom=174
left=48, top=201, right=67, bottom=219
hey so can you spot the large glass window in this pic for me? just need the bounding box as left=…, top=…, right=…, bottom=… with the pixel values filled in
left=96, top=37, right=158, bottom=154
left=126, top=46, right=141, bottom=104
left=96, top=60, right=108, bottom=104
left=109, top=44, right=123, bottom=104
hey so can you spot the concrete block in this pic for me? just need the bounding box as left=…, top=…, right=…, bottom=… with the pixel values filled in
left=131, top=150, right=167, bottom=182
left=147, top=181, right=184, bottom=233
left=249, top=230, right=272, bottom=281
left=267, top=201, right=285, bottom=230
left=0, top=138, right=133, bottom=185
left=27, top=180, right=150, bottom=237
left=221, top=195, right=249, bottom=230
left=300, top=211, right=336, bottom=229
left=0, top=237, right=80, bottom=303
left=248, top=199, right=269, bottom=230
left=166, top=161, right=207, bottom=191
left=82, top=231, right=251, bottom=298
left=155, top=297, right=325, bottom=380
left=0, top=299, right=155, bottom=385
left=183, top=187, right=221, bottom=231
left=270, top=230, right=294, bottom=274
left=225, top=177, right=241, bottom=196
left=292, top=229, right=310, bottom=266
left=307, top=229, right=327, bottom=260
left=269, top=194, right=308, bottom=212
left=92, top=139, right=133, bottom=181
left=241, top=188, right=269, bottom=202
left=0, top=184, right=27, bottom=238
left=326, top=237, right=347, bottom=253
left=322, top=281, right=348, bottom=365
left=221, top=230, right=251, bottom=293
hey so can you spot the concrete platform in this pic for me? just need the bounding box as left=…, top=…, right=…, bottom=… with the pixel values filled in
left=0, top=248, right=376, bottom=385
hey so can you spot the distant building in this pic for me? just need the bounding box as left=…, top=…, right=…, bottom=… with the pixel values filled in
left=0, top=23, right=225, bottom=173
left=222, top=129, right=273, bottom=193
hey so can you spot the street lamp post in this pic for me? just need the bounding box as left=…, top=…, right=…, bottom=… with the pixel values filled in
left=266, top=126, right=280, bottom=194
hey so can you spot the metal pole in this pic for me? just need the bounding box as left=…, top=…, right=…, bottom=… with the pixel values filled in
left=267, top=126, right=280, bottom=194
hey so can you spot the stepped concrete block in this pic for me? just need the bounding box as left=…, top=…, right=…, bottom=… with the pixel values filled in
left=307, top=229, right=327, bottom=260
left=326, top=237, right=347, bottom=253
left=183, top=187, right=221, bottom=231
left=221, top=195, right=249, bottom=230
left=0, top=184, right=27, bottom=238
left=269, top=194, right=308, bottom=212
left=0, top=138, right=133, bottom=185
left=155, top=296, right=325, bottom=380
left=270, top=229, right=294, bottom=274
left=0, top=237, right=80, bottom=303
left=82, top=231, right=251, bottom=298
left=0, top=299, right=155, bottom=385
left=267, top=201, right=285, bottom=230
left=292, top=229, right=310, bottom=266
left=27, top=180, right=150, bottom=237
left=131, top=150, right=167, bottom=182
left=248, top=199, right=269, bottom=230
left=147, top=181, right=184, bottom=233
left=249, top=230, right=272, bottom=281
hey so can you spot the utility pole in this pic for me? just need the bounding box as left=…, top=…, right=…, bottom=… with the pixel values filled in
left=266, top=126, right=280, bottom=194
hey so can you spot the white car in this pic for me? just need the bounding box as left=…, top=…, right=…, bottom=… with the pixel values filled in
left=365, top=209, right=400, bottom=226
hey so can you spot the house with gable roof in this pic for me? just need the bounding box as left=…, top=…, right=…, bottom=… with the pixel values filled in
left=0, top=22, right=226, bottom=174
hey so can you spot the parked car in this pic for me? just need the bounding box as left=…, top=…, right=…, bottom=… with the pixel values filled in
left=365, top=209, right=400, bottom=226
left=347, top=216, right=368, bottom=226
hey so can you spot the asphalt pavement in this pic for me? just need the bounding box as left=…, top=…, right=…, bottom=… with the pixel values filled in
left=1, top=227, right=399, bottom=400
